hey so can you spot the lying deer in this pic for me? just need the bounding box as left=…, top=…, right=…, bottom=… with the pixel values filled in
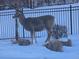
left=44, top=40, right=63, bottom=52
left=61, top=39, right=72, bottom=47
left=52, top=24, right=68, bottom=39
left=12, top=4, right=55, bottom=44
left=11, top=38, right=31, bottom=46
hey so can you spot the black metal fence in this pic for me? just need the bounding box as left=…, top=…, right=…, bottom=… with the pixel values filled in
left=0, top=5, right=79, bottom=40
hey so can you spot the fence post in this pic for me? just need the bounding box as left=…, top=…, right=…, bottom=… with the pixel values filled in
left=70, top=5, right=72, bottom=35
left=15, top=18, right=18, bottom=40
left=21, top=8, right=25, bottom=38
left=23, top=27, right=25, bottom=38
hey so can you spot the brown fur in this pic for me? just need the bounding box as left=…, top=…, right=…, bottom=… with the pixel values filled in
left=11, top=39, right=31, bottom=46
left=61, top=39, right=72, bottom=47
left=13, top=4, right=55, bottom=44
left=52, top=24, right=68, bottom=39
left=44, top=40, right=63, bottom=52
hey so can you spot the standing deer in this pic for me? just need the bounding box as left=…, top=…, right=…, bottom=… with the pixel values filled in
left=12, top=5, right=55, bottom=44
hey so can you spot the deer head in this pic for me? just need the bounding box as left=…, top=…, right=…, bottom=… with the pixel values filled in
left=13, top=9, right=23, bottom=18
left=11, top=3, right=23, bottom=18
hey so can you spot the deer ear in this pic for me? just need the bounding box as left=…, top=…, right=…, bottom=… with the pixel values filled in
left=19, top=8, right=23, bottom=14
left=19, top=8, right=23, bottom=12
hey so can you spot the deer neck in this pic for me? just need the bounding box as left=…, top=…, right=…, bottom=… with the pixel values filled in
left=18, top=14, right=26, bottom=24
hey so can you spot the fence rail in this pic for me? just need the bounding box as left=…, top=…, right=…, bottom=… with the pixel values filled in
left=0, top=5, right=79, bottom=40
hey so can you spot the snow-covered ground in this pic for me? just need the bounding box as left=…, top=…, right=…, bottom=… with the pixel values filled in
left=0, top=35, right=79, bottom=59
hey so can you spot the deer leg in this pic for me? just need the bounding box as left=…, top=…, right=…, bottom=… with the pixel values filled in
left=31, top=31, right=37, bottom=44
left=34, top=32, right=37, bottom=43
left=31, top=31, right=34, bottom=44
left=45, top=31, right=52, bottom=42
left=33, top=31, right=37, bottom=44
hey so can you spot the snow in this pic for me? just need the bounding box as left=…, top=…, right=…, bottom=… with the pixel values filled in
left=0, top=35, right=79, bottom=59
left=0, top=3, right=79, bottom=59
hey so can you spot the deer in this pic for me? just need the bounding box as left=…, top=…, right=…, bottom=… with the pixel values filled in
left=44, top=39, right=63, bottom=52
left=12, top=4, right=55, bottom=44
left=52, top=24, right=68, bottom=39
